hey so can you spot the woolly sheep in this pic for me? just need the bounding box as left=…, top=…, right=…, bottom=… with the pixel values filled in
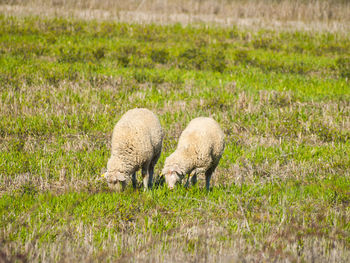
left=104, top=108, right=164, bottom=191
left=162, top=117, right=225, bottom=190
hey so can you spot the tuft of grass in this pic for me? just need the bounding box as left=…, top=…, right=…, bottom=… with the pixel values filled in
left=336, top=57, right=350, bottom=78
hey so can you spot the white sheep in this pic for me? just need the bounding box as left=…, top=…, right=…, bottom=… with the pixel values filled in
left=104, top=108, right=164, bottom=191
left=162, top=117, right=225, bottom=190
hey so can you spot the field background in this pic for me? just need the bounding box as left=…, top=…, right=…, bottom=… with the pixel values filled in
left=0, top=0, right=349, bottom=262
left=1, top=0, right=350, bottom=32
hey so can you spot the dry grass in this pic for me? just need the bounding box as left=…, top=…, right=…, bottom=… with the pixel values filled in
left=1, top=0, right=350, bottom=32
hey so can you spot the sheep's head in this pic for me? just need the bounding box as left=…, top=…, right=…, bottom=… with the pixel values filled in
left=104, top=171, right=127, bottom=191
left=105, top=157, right=127, bottom=191
left=164, top=169, right=183, bottom=190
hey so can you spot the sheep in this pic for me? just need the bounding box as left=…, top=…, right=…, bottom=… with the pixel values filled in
left=104, top=108, right=164, bottom=191
left=162, top=117, right=225, bottom=190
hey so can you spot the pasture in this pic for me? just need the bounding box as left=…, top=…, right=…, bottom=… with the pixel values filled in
left=0, top=3, right=349, bottom=261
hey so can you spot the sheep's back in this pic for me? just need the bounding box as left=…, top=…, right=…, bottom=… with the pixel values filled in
left=111, top=108, right=163, bottom=163
left=179, top=117, right=225, bottom=161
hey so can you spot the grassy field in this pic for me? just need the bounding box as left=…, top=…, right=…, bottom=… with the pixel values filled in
left=0, top=9, right=350, bottom=262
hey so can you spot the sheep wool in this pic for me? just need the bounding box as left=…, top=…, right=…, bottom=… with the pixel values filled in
left=162, top=117, right=225, bottom=190
left=105, top=108, right=164, bottom=191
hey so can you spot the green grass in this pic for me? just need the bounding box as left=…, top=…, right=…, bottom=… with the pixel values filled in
left=0, top=15, right=349, bottom=262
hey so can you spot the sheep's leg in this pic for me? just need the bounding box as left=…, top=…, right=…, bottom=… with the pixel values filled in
left=205, top=163, right=219, bottom=191
left=205, top=174, right=211, bottom=191
left=185, top=170, right=197, bottom=188
left=184, top=174, right=191, bottom=188
left=142, top=163, right=151, bottom=190
left=131, top=173, right=137, bottom=189
left=191, top=168, right=205, bottom=188
left=148, top=165, right=154, bottom=189
left=147, top=151, right=161, bottom=189
left=191, top=174, right=197, bottom=186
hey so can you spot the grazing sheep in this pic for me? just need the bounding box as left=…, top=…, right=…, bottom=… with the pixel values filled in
left=162, top=117, right=225, bottom=190
left=104, top=108, right=164, bottom=191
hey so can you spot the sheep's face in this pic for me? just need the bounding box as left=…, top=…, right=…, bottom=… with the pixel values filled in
left=105, top=172, right=126, bottom=191
left=105, top=172, right=116, bottom=183
left=165, top=171, right=181, bottom=190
